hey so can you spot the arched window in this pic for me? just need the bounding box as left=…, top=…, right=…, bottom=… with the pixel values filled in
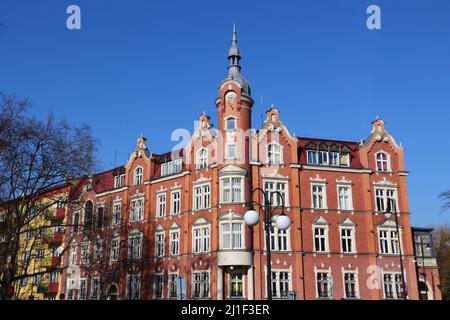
left=268, top=143, right=282, bottom=165
left=84, top=201, right=93, bottom=230
left=134, top=167, right=143, bottom=185
left=376, top=152, right=390, bottom=172
left=196, top=148, right=208, bottom=169
left=108, top=284, right=118, bottom=300
left=226, top=117, right=237, bottom=130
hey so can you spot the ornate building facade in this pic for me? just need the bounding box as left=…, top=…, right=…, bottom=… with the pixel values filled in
left=59, top=27, right=441, bottom=300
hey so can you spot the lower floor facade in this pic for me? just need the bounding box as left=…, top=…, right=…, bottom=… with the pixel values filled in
left=61, top=250, right=440, bottom=300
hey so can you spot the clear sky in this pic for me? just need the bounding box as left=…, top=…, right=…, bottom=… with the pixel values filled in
left=0, top=0, right=449, bottom=227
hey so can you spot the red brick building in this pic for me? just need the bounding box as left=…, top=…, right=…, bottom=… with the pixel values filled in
left=60, top=26, right=441, bottom=300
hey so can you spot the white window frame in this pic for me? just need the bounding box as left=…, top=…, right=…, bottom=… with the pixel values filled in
left=378, top=226, right=403, bottom=255
left=78, top=278, right=87, bottom=300
left=375, top=151, right=391, bottom=172
left=130, top=197, right=144, bottom=222
left=339, top=226, right=356, bottom=254
left=169, top=229, right=180, bottom=256
left=133, top=166, right=143, bottom=185
left=266, top=269, right=292, bottom=299
left=267, top=223, right=291, bottom=252
left=374, top=187, right=398, bottom=212
left=153, top=273, right=164, bottom=299
left=156, top=192, right=166, bottom=218
left=192, top=224, right=210, bottom=254
left=90, top=277, right=100, bottom=300
left=170, top=190, right=181, bottom=215
left=264, top=179, right=289, bottom=207
left=311, top=183, right=327, bottom=209
left=314, top=269, right=333, bottom=299
left=219, top=176, right=244, bottom=204
left=382, top=271, right=406, bottom=300
left=337, top=185, right=353, bottom=211
left=307, top=150, right=318, bottom=164
left=342, top=270, right=360, bottom=299
left=226, top=116, right=237, bottom=130
left=114, top=174, right=125, bottom=188
left=191, top=270, right=210, bottom=299
left=219, top=220, right=245, bottom=250
left=155, top=231, right=165, bottom=257
left=168, top=272, right=179, bottom=299
left=267, top=143, right=283, bottom=165
left=110, top=236, right=120, bottom=263
left=126, top=273, right=141, bottom=300
left=196, top=148, right=208, bottom=169
left=128, top=231, right=143, bottom=260
left=226, top=143, right=237, bottom=160
left=193, top=183, right=211, bottom=211
left=112, top=202, right=121, bottom=226
left=313, top=225, right=329, bottom=253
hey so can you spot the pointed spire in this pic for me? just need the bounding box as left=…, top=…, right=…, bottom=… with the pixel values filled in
left=228, top=24, right=241, bottom=74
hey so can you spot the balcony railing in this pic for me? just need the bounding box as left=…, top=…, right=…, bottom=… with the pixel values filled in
left=42, top=230, right=64, bottom=245
left=40, top=256, right=60, bottom=268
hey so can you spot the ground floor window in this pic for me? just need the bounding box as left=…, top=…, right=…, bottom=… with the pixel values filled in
left=383, top=273, right=405, bottom=299
left=229, top=272, right=243, bottom=298
left=192, top=271, right=209, bottom=298
left=271, top=271, right=290, bottom=299
left=126, top=274, right=141, bottom=300
left=169, top=274, right=178, bottom=299
left=343, top=273, right=358, bottom=299
left=317, top=272, right=332, bottom=299
left=154, top=274, right=164, bottom=298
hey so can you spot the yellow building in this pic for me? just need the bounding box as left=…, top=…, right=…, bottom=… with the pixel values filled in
left=13, top=187, right=68, bottom=300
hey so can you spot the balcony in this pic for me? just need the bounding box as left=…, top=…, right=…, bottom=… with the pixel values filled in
left=37, top=283, right=49, bottom=293
left=41, top=256, right=60, bottom=268
left=45, top=207, right=65, bottom=221
left=42, top=231, right=64, bottom=246
left=217, top=250, right=253, bottom=266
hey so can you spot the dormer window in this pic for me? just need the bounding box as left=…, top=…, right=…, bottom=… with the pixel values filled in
left=197, top=149, right=208, bottom=169
left=134, top=167, right=143, bottom=185
left=376, top=152, right=390, bottom=172
left=226, top=117, right=237, bottom=130
left=268, top=143, right=282, bottom=165
left=114, top=174, right=125, bottom=188
left=340, top=153, right=350, bottom=167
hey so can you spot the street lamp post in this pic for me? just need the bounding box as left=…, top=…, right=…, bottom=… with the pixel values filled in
left=419, top=235, right=430, bottom=300
left=385, top=199, right=407, bottom=300
left=244, top=188, right=291, bottom=300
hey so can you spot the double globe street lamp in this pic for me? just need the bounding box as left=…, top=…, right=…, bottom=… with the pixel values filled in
left=385, top=198, right=408, bottom=300
left=244, top=188, right=291, bottom=300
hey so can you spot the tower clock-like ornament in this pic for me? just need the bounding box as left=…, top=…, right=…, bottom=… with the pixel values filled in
left=225, top=91, right=237, bottom=103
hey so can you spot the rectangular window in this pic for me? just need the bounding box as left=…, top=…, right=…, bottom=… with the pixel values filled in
left=96, top=206, right=104, bottom=229
left=192, top=271, right=209, bottom=298
left=161, top=163, right=168, bottom=176
left=271, top=271, right=290, bottom=299
left=319, top=151, right=329, bottom=165
left=314, top=227, right=327, bottom=252
left=81, top=243, right=89, bottom=265
left=383, top=273, right=404, bottom=299
left=340, top=153, right=350, bottom=167
left=154, top=274, right=164, bottom=298
left=48, top=271, right=59, bottom=283
left=338, top=186, right=352, bottom=210
left=379, top=229, right=399, bottom=255
left=220, top=222, right=243, bottom=249
left=171, top=191, right=181, bottom=215
left=112, top=203, right=121, bottom=225
left=111, top=238, right=120, bottom=262
left=307, top=150, right=318, bottom=164
left=375, top=188, right=397, bottom=212
left=79, top=279, right=87, bottom=300
left=193, top=226, right=210, bottom=253
left=329, top=152, right=339, bottom=166
left=269, top=226, right=289, bottom=251
left=130, top=198, right=144, bottom=222
left=174, top=159, right=182, bottom=173
left=114, top=174, right=125, bottom=188
left=155, top=232, right=165, bottom=257
left=126, top=274, right=141, bottom=300
left=220, top=177, right=243, bottom=203
left=344, top=273, right=357, bottom=299
left=264, top=181, right=288, bottom=207
left=169, top=274, right=178, bottom=299
left=128, top=236, right=142, bottom=260
left=227, top=144, right=236, bottom=159
left=230, top=272, right=243, bottom=298
left=157, top=193, right=166, bottom=217
left=341, top=228, right=354, bottom=253
left=170, top=230, right=179, bottom=256
left=317, top=272, right=331, bottom=299
left=91, top=279, right=100, bottom=300
left=193, top=184, right=210, bottom=210
left=312, top=184, right=326, bottom=209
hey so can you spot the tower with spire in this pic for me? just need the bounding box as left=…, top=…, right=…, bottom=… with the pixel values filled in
left=215, top=24, right=254, bottom=133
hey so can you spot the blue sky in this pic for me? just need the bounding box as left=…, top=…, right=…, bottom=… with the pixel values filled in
left=0, top=0, right=449, bottom=227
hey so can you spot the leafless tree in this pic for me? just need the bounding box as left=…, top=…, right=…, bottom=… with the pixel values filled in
left=439, top=191, right=450, bottom=213
left=0, top=92, right=98, bottom=299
